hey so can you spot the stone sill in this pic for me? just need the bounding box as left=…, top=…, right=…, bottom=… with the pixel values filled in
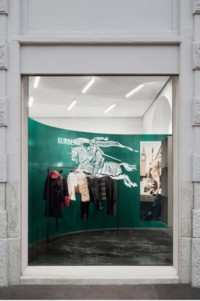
left=21, top=266, right=179, bottom=285
left=17, top=32, right=181, bottom=45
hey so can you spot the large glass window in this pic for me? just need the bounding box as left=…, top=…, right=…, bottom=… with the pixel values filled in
left=28, top=76, right=173, bottom=266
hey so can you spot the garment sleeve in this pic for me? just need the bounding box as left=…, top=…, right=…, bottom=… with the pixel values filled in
left=100, top=177, right=107, bottom=200
left=67, top=173, right=77, bottom=201
left=78, top=173, right=90, bottom=202
left=93, top=177, right=104, bottom=210
left=106, top=177, right=118, bottom=216
left=63, top=176, right=69, bottom=197
left=112, top=179, right=118, bottom=204
left=86, top=176, right=94, bottom=202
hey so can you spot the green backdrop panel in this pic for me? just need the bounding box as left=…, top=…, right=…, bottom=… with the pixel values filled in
left=28, top=118, right=169, bottom=245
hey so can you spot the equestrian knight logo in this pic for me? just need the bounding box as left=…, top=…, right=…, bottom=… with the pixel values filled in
left=69, top=137, right=138, bottom=188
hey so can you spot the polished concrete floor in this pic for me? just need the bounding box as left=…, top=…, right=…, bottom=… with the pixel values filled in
left=29, top=228, right=172, bottom=266
left=0, top=284, right=200, bottom=300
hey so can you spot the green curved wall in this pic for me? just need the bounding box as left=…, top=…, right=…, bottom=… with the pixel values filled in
left=28, top=118, right=168, bottom=245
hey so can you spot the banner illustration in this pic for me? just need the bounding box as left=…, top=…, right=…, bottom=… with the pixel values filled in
left=68, top=136, right=138, bottom=188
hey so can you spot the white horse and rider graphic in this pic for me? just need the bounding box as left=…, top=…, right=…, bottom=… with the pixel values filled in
left=69, top=137, right=138, bottom=188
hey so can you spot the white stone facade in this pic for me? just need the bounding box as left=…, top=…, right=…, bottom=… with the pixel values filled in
left=0, top=0, right=200, bottom=287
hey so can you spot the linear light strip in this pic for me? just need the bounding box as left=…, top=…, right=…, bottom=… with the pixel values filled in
left=28, top=97, right=34, bottom=107
left=82, top=77, right=95, bottom=94
left=126, top=84, right=144, bottom=98
left=67, top=100, right=77, bottom=110
left=33, top=76, right=41, bottom=89
left=104, top=104, right=116, bottom=114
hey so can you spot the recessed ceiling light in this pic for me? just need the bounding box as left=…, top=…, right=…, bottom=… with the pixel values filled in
left=82, top=77, right=95, bottom=94
left=28, top=97, right=34, bottom=107
left=67, top=99, right=77, bottom=111
left=33, top=76, right=40, bottom=89
left=126, top=84, right=144, bottom=98
left=104, top=104, right=116, bottom=114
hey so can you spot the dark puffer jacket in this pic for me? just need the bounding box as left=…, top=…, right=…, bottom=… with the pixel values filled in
left=43, top=170, right=65, bottom=218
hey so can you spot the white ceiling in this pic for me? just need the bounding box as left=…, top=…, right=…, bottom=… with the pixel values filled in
left=29, top=76, right=170, bottom=118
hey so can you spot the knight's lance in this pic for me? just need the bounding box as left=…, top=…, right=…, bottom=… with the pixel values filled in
left=102, top=153, right=122, bottom=162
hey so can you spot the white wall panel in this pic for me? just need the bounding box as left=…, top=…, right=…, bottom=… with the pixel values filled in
left=21, top=45, right=179, bottom=74
left=23, top=0, right=178, bottom=34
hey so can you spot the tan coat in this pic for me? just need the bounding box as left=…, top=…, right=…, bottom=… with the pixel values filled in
left=67, top=170, right=90, bottom=202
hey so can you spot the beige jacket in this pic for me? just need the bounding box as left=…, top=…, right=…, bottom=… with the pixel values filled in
left=67, top=170, right=90, bottom=202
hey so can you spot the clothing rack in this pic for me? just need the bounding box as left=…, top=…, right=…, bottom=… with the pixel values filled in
left=46, top=165, right=120, bottom=243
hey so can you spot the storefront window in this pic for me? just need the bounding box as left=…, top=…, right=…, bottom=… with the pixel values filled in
left=28, top=76, right=173, bottom=266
